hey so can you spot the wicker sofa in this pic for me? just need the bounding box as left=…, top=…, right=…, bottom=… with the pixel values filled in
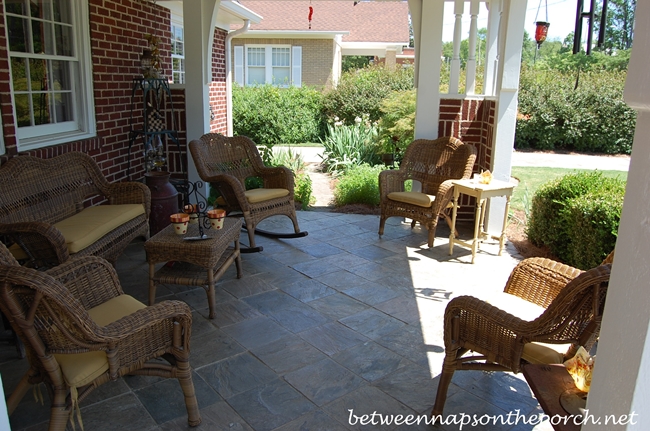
left=0, top=152, right=151, bottom=267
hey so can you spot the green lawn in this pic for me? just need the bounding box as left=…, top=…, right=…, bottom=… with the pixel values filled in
left=510, top=167, right=628, bottom=215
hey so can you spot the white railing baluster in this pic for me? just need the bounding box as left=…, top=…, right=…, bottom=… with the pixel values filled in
left=465, top=0, right=480, bottom=94
left=450, top=0, right=464, bottom=94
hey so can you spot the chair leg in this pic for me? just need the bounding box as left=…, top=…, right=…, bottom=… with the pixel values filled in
left=427, top=219, right=440, bottom=248
left=177, top=362, right=201, bottom=427
left=378, top=216, right=386, bottom=235
left=431, top=353, right=458, bottom=420
left=48, top=388, right=70, bottom=431
left=289, top=213, right=301, bottom=234
left=6, top=372, right=30, bottom=415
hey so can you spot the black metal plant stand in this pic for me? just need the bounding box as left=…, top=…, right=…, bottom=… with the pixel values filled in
left=127, top=78, right=184, bottom=180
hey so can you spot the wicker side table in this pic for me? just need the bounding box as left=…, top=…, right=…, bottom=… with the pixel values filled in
left=145, top=217, right=242, bottom=319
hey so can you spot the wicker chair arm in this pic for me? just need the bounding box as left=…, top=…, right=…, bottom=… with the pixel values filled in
left=105, top=182, right=152, bottom=219
left=445, top=295, right=541, bottom=370
left=432, top=179, right=456, bottom=213
left=258, top=165, right=295, bottom=193
left=503, top=257, right=584, bottom=308
left=379, top=169, right=408, bottom=199
left=46, top=256, right=123, bottom=309
left=204, top=173, right=250, bottom=211
left=0, top=221, right=69, bottom=265
left=99, top=300, right=192, bottom=339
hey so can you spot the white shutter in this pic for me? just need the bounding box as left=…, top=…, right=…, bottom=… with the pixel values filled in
left=291, top=46, right=302, bottom=87
left=234, top=46, right=244, bottom=86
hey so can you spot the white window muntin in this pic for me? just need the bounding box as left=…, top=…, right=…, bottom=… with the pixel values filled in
left=171, top=19, right=184, bottom=84
left=4, top=0, right=95, bottom=150
left=245, top=44, right=292, bottom=87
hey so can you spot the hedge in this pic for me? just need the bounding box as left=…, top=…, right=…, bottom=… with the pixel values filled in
left=526, top=171, right=625, bottom=269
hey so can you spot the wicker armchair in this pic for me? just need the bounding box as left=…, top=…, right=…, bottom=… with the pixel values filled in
left=189, top=134, right=306, bottom=251
left=378, top=137, right=476, bottom=247
left=0, top=243, right=201, bottom=430
left=431, top=255, right=612, bottom=418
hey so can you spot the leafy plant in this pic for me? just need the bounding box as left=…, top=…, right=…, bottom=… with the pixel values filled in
left=319, top=117, right=381, bottom=174
left=270, top=148, right=313, bottom=210
left=321, top=64, right=414, bottom=125
left=526, top=171, right=625, bottom=269
left=377, top=89, right=416, bottom=160
left=232, top=84, right=325, bottom=163
left=333, top=164, right=384, bottom=207
left=515, top=65, right=636, bottom=154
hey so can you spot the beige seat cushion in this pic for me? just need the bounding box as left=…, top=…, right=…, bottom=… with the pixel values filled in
left=487, top=292, right=570, bottom=365
left=54, top=295, right=146, bottom=387
left=387, top=191, right=436, bottom=208
left=244, top=188, right=290, bottom=204
left=55, top=204, right=145, bottom=254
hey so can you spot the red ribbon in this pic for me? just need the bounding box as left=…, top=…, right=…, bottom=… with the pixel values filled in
left=308, top=6, right=313, bottom=22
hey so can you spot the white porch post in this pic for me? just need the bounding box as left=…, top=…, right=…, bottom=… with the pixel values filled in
left=183, top=0, right=219, bottom=192
left=483, top=0, right=500, bottom=96
left=582, top=1, right=650, bottom=428
left=485, top=0, right=526, bottom=234
left=409, top=0, right=444, bottom=139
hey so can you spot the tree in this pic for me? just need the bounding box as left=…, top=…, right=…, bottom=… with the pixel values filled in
left=596, top=0, right=636, bottom=51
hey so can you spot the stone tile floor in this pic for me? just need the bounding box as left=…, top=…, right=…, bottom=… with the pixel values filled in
left=1, top=210, right=556, bottom=431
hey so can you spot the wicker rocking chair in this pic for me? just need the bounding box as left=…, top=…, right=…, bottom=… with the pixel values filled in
left=189, top=134, right=307, bottom=252
left=431, top=254, right=612, bottom=419
left=378, top=137, right=476, bottom=247
left=0, top=243, right=201, bottom=430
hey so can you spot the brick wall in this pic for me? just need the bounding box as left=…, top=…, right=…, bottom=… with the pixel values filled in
left=231, top=38, right=334, bottom=88
left=439, top=97, right=497, bottom=219
left=0, top=0, right=228, bottom=185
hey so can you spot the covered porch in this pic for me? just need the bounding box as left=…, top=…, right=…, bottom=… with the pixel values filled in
left=3, top=211, right=531, bottom=431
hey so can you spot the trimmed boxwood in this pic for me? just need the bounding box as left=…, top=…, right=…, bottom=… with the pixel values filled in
left=526, top=171, right=625, bottom=269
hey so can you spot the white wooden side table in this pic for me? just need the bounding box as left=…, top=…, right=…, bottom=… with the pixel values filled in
left=449, top=178, right=516, bottom=263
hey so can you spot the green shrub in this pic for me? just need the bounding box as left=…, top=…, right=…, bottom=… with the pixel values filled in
left=377, top=89, right=416, bottom=160
left=321, top=64, right=414, bottom=125
left=320, top=117, right=381, bottom=174
left=333, top=164, right=384, bottom=207
left=271, top=148, right=313, bottom=210
left=564, top=192, right=623, bottom=269
left=294, top=172, right=314, bottom=210
left=516, top=66, right=636, bottom=154
left=526, top=171, right=625, bottom=269
left=232, top=84, right=325, bottom=162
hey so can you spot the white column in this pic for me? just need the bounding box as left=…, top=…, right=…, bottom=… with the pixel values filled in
left=484, top=0, right=500, bottom=96
left=485, top=0, right=526, bottom=235
left=410, top=0, right=444, bottom=139
left=583, top=1, right=650, bottom=428
left=183, top=0, right=219, bottom=193
left=449, top=0, right=464, bottom=94
left=465, top=0, right=480, bottom=95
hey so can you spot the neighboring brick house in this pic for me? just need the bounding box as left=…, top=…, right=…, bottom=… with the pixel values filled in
left=231, top=0, right=410, bottom=89
left=0, top=0, right=252, bottom=184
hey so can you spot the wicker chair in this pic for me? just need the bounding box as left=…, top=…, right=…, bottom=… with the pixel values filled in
left=0, top=243, right=201, bottom=430
left=378, top=137, right=476, bottom=247
left=431, top=255, right=612, bottom=418
left=189, top=134, right=307, bottom=251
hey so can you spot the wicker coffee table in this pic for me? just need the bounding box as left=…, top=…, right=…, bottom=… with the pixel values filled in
left=145, top=217, right=242, bottom=319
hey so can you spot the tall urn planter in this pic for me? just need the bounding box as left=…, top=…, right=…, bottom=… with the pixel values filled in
left=145, top=171, right=179, bottom=235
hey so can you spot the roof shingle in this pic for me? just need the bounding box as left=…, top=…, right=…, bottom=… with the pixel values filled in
left=237, top=1, right=409, bottom=43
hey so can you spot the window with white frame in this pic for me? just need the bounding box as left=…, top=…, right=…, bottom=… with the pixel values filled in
left=4, top=0, right=95, bottom=150
left=235, top=45, right=302, bottom=87
left=171, top=20, right=184, bottom=84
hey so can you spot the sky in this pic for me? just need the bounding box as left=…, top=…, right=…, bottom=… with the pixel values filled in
left=441, top=0, right=580, bottom=42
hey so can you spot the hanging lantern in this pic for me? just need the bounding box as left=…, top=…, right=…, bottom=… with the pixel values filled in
left=535, top=21, right=550, bottom=48
left=308, top=6, right=313, bottom=29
